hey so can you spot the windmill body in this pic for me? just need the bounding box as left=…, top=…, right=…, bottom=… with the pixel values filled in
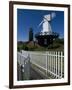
left=41, top=14, right=52, bottom=35
left=42, top=18, right=52, bottom=35
left=39, top=13, right=55, bottom=35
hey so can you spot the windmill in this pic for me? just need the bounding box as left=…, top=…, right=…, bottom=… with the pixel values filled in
left=38, top=12, right=56, bottom=35
left=35, top=12, right=59, bottom=46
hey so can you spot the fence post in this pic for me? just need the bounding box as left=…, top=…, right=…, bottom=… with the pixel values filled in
left=50, top=51, right=51, bottom=72
left=46, top=53, right=48, bottom=76
left=47, top=52, right=49, bottom=72
left=56, top=51, right=58, bottom=79
left=21, top=64, right=25, bottom=80
left=27, top=54, right=30, bottom=79
left=61, top=51, right=63, bottom=78
left=52, top=51, right=53, bottom=73
left=52, top=52, right=54, bottom=73
left=17, top=63, right=21, bottom=80
left=54, top=52, right=55, bottom=77
left=58, top=51, right=60, bottom=78
left=19, top=54, right=22, bottom=80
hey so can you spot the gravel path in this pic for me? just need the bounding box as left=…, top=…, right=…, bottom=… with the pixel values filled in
left=30, top=66, right=44, bottom=80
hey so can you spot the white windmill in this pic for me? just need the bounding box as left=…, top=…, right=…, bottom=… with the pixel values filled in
left=35, top=12, right=58, bottom=46
left=38, top=12, right=56, bottom=35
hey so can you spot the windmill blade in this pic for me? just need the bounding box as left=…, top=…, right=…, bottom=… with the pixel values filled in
left=51, top=12, right=56, bottom=19
left=38, top=20, right=44, bottom=27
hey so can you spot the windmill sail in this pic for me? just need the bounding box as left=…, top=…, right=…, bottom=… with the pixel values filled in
left=38, top=12, right=56, bottom=35
left=38, top=20, right=44, bottom=27
left=51, top=12, right=56, bottom=19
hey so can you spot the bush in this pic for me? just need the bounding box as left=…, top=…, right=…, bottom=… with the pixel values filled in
left=54, top=38, right=64, bottom=44
left=17, top=44, right=29, bottom=51
left=48, top=43, right=60, bottom=49
left=17, top=46, right=20, bottom=51
left=27, top=45, right=37, bottom=51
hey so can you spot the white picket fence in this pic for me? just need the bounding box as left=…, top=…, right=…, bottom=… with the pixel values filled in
left=21, top=50, right=64, bottom=79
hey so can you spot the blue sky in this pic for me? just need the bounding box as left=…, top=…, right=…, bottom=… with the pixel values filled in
left=17, top=9, right=64, bottom=41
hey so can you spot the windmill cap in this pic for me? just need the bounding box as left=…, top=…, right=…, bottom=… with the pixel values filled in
left=44, top=14, right=51, bottom=21
left=44, top=12, right=56, bottom=20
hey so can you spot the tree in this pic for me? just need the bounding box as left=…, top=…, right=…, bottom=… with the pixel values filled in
left=29, top=28, right=33, bottom=41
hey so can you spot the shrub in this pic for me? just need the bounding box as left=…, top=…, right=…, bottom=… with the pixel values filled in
left=17, top=44, right=29, bottom=51
left=48, top=43, right=60, bottom=49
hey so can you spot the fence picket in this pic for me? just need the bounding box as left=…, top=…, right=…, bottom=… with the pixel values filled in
left=56, top=52, right=58, bottom=78
left=50, top=52, right=51, bottom=71
left=46, top=54, right=48, bottom=75
left=58, top=52, right=60, bottom=78
left=51, top=52, right=53, bottom=73
left=52, top=52, right=54, bottom=73
left=61, top=52, right=63, bottom=78
left=52, top=52, right=53, bottom=73
left=54, top=52, right=55, bottom=77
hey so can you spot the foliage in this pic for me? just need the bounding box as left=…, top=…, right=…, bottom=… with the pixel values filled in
left=48, top=43, right=60, bottom=49
left=54, top=38, right=64, bottom=44
left=17, top=38, right=64, bottom=51
left=47, top=38, right=64, bottom=50
left=17, top=44, right=29, bottom=51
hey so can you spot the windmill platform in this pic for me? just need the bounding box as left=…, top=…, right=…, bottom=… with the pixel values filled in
left=35, top=32, right=59, bottom=46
